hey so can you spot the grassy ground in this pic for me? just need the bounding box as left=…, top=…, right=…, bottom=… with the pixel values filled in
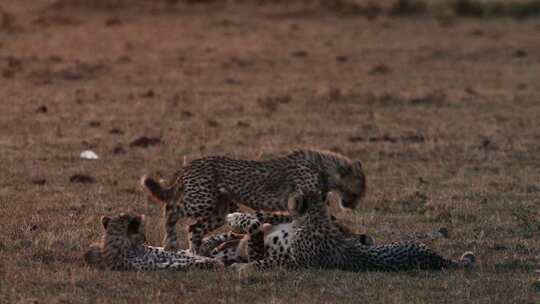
left=0, top=1, right=539, bottom=303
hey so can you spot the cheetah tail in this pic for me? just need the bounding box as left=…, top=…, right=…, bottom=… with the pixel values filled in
left=140, top=175, right=181, bottom=204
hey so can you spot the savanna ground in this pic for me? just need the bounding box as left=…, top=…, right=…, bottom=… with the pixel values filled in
left=0, top=0, right=539, bottom=303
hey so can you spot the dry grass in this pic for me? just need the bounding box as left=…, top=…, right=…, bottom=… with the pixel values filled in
left=0, top=1, right=539, bottom=303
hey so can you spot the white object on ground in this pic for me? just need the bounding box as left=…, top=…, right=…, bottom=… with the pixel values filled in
left=80, top=150, right=99, bottom=160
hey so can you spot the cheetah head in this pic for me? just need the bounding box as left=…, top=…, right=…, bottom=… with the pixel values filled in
left=101, top=213, right=146, bottom=246
left=333, top=160, right=366, bottom=210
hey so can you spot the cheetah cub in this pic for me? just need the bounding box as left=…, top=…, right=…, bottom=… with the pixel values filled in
left=226, top=192, right=475, bottom=273
left=141, top=149, right=366, bottom=254
left=83, top=213, right=224, bottom=271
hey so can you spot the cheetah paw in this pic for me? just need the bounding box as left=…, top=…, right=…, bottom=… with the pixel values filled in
left=226, top=212, right=262, bottom=235
left=459, top=251, right=475, bottom=267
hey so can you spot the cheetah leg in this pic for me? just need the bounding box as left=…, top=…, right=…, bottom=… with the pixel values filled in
left=415, top=246, right=475, bottom=270
left=163, top=206, right=181, bottom=251
left=199, top=231, right=243, bottom=257
left=359, top=243, right=475, bottom=271
left=190, top=258, right=225, bottom=271
left=185, top=190, right=239, bottom=254
left=226, top=213, right=297, bottom=272
left=228, top=228, right=283, bottom=274
left=157, top=255, right=225, bottom=272
left=246, top=229, right=265, bottom=261
left=225, top=212, right=266, bottom=262
left=211, top=239, right=245, bottom=265
left=188, top=216, right=227, bottom=255
left=254, top=211, right=292, bottom=225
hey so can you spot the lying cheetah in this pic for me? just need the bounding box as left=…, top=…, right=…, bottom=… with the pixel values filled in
left=206, top=210, right=375, bottom=266
left=140, top=149, right=366, bottom=254
left=226, top=192, right=475, bottom=273
left=83, top=213, right=224, bottom=271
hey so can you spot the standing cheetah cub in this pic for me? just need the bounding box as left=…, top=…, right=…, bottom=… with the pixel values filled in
left=140, top=149, right=366, bottom=254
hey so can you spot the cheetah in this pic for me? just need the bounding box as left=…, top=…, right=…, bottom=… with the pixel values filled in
left=140, top=149, right=366, bottom=254
left=83, top=213, right=224, bottom=271
left=211, top=210, right=375, bottom=266
left=226, top=191, right=475, bottom=273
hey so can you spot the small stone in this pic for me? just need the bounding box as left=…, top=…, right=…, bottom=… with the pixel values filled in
left=181, top=110, right=193, bottom=118
left=36, top=105, right=48, bottom=113
left=291, top=50, right=307, bottom=58
left=69, top=174, right=96, bottom=184
left=336, top=55, right=349, bottom=62
left=113, top=146, right=126, bottom=155
left=237, top=121, right=250, bottom=128
left=348, top=136, right=364, bottom=143
left=513, top=50, right=527, bottom=58
left=31, top=179, right=46, bottom=185
left=80, top=150, right=99, bottom=160
left=109, top=128, right=124, bottom=135
left=105, top=17, right=123, bottom=26
left=369, top=64, right=392, bottom=75
left=207, top=119, right=220, bottom=127
left=140, top=90, right=155, bottom=98
left=130, top=136, right=161, bottom=148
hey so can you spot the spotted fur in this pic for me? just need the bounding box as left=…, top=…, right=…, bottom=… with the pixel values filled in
left=227, top=193, right=475, bottom=273
left=219, top=209, right=374, bottom=266
left=141, top=149, right=366, bottom=253
left=83, top=213, right=224, bottom=271
left=226, top=212, right=294, bottom=265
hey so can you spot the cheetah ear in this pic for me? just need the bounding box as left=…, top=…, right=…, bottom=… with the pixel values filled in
left=140, top=175, right=175, bottom=204
left=101, top=216, right=110, bottom=230
left=127, top=215, right=144, bottom=235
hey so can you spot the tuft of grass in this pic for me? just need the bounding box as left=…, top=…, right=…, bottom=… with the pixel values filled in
left=532, top=279, right=540, bottom=293
left=511, top=204, right=540, bottom=238
left=493, top=260, right=537, bottom=272
left=518, top=221, right=540, bottom=239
